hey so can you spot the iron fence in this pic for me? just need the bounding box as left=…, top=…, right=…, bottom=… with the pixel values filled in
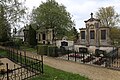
left=0, top=47, right=43, bottom=80
left=59, top=47, right=120, bottom=70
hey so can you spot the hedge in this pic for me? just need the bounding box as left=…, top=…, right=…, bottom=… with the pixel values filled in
left=37, top=45, right=48, bottom=55
left=48, top=46, right=58, bottom=57
left=37, top=45, right=58, bottom=57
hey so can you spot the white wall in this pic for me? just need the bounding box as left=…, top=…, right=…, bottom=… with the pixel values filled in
left=56, top=40, right=74, bottom=50
left=74, top=45, right=113, bottom=53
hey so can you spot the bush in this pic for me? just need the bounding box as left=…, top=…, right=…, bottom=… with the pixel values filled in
left=37, top=45, right=59, bottom=57
left=48, top=46, right=58, bottom=57
left=59, top=46, right=68, bottom=55
left=14, top=39, right=23, bottom=48
left=38, top=45, right=48, bottom=55
left=0, top=41, right=14, bottom=47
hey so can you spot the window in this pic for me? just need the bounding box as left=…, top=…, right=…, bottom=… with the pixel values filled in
left=95, top=23, right=99, bottom=28
left=81, top=31, right=85, bottom=39
left=101, top=30, right=106, bottom=40
left=90, top=30, right=95, bottom=39
left=38, top=34, right=41, bottom=41
left=42, top=33, right=46, bottom=40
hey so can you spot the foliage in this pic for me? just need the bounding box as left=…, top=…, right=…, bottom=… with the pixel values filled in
left=38, top=45, right=48, bottom=55
left=110, top=27, right=120, bottom=45
left=0, top=0, right=26, bottom=27
left=0, top=49, right=7, bottom=57
left=96, top=6, right=120, bottom=28
left=48, top=46, right=58, bottom=57
left=31, top=0, right=74, bottom=39
left=68, top=27, right=79, bottom=41
left=28, top=25, right=37, bottom=47
left=0, top=0, right=26, bottom=42
left=31, top=65, right=89, bottom=80
left=38, top=45, right=58, bottom=57
left=96, top=6, right=120, bottom=44
left=0, top=5, right=10, bottom=42
left=14, top=38, right=23, bottom=48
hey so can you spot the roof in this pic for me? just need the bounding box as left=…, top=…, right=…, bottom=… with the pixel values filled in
left=84, top=13, right=100, bottom=23
left=79, top=28, right=86, bottom=30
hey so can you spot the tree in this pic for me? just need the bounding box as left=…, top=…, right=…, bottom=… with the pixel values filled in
left=0, top=0, right=26, bottom=42
left=110, top=27, right=120, bottom=45
left=0, top=5, right=10, bottom=42
left=96, top=6, right=120, bottom=28
left=31, top=0, right=74, bottom=39
left=96, top=6, right=120, bottom=45
left=0, top=0, right=26, bottom=27
left=68, top=27, right=79, bottom=41
left=28, top=25, right=37, bottom=47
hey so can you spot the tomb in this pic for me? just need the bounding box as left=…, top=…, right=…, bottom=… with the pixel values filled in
left=79, top=13, right=110, bottom=47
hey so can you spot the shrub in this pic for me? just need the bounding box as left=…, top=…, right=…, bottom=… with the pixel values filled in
left=48, top=46, right=58, bottom=57
left=0, top=41, right=14, bottom=47
left=37, top=45, right=48, bottom=55
left=14, top=38, right=23, bottom=48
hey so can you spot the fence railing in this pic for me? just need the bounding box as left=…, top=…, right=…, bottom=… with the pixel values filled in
left=59, top=47, right=120, bottom=70
left=0, top=47, right=43, bottom=80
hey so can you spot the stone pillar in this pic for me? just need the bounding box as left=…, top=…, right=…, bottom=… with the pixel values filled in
left=96, top=27, right=100, bottom=47
left=86, top=26, right=89, bottom=47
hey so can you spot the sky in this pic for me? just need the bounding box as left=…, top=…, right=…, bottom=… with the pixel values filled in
left=25, top=0, right=120, bottom=31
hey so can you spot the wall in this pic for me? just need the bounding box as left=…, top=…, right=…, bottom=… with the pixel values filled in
left=56, top=40, right=74, bottom=50
left=74, top=45, right=113, bottom=53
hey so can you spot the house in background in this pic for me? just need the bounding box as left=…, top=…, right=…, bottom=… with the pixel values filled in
left=37, top=28, right=74, bottom=49
left=37, top=28, right=53, bottom=45
left=75, top=13, right=112, bottom=53
left=14, top=27, right=25, bottom=41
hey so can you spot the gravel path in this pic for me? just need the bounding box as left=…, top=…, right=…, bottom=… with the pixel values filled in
left=1, top=46, right=120, bottom=80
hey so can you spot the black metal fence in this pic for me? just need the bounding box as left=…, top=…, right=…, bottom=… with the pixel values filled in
left=0, top=47, right=43, bottom=80
left=60, top=47, right=120, bottom=70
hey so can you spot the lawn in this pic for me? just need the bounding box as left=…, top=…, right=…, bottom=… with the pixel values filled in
left=20, top=46, right=37, bottom=52
left=0, top=49, right=89, bottom=80
left=30, top=65, right=89, bottom=80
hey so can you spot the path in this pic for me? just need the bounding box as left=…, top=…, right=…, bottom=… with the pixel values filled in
left=0, top=46, right=120, bottom=80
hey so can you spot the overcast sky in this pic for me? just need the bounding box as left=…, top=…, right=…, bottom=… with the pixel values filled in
left=25, top=0, right=120, bottom=31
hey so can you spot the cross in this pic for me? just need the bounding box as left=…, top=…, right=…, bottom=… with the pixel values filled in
left=90, top=13, right=93, bottom=18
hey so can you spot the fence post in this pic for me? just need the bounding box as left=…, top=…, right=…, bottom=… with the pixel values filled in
left=6, top=63, right=9, bottom=80
left=20, top=52, right=22, bottom=65
left=68, top=50, right=69, bottom=60
left=24, top=51, right=26, bottom=65
left=14, top=65, right=16, bottom=80
left=41, top=55, right=43, bottom=73
left=75, top=51, right=76, bottom=62
left=17, top=49, right=18, bottom=62
left=83, top=53, right=85, bottom=63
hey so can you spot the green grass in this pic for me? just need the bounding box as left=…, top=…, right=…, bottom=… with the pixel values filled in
left=0, top=49, right=89, bottom=80
left=0, top=49, right=7, bottom=57
left=30, top=65, right=89, bottom=80
left=20, top=46, right=37, bottom=52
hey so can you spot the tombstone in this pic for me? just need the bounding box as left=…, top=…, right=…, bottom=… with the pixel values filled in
left=61, top=41, right=68, bottom=46
left=95, top=49, right=106, bottom=57
left=79, top=47, right=88, bottom=53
